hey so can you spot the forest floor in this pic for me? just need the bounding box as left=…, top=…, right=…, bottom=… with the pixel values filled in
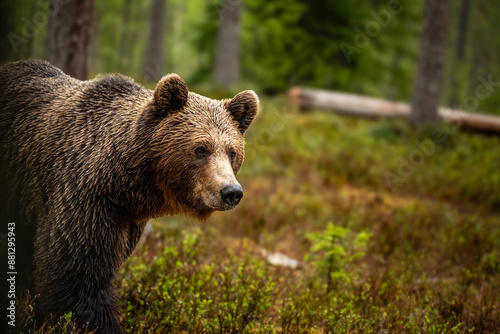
left=34, top=97, right=500, bottom=333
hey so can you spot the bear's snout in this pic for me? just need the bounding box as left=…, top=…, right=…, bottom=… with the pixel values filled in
left=221, top=184, right=243, bottom=206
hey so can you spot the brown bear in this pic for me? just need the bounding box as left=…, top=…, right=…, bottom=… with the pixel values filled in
left=0, top=60, right=258, bottom=333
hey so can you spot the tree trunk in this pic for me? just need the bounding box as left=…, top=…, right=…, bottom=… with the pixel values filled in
left=213, top=0, right=243, bottom=87
left=410, top=0, right=451, bottom=126
left=119, top=0, right=132, bottom=72
left=448, top=0, right=471, bottom=107
left=144, top=0, right=166, bottom=82
left=454, top=0, right=471, bottom=63
left=45, top=0, right=94, bottom=80
left=468, top=2, right=485, bottom=97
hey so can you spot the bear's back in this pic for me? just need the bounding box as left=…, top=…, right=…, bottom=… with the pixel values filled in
left=0, top=60, right=79, bottom=125
left=0, top=60, right=151, bottom=209
left=1, top=59, right=64, bottom=79
left=0, top=60, right=149, bottom=138
left=0, top=59, right=75, bottom=97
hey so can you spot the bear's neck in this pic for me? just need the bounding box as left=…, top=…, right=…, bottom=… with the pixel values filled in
left=117, top=99, right=201, bottom=222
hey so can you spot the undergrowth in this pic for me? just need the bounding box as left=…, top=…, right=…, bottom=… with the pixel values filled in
left=27, top=98, right=500, bottom=333
left=116, top=99, right=499, bottom=333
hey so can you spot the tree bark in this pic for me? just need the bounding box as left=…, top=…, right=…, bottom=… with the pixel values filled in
left=144, top=0, right=166, bottom=82
left=448, top=0, right=471, bottom=107
left=213, top=0, right=243, bottom=87
left=45, top=0, right=94, bottom=80
left=410, top=0, right=451, bottom=126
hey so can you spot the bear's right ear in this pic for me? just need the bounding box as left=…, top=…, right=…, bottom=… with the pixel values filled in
left=153, top=74, right=188, bottom=116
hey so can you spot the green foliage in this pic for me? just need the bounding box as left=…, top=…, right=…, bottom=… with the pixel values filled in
left=305, top=223, right=370, bottom=293
left=22, top=302, right=94, bottom=334
left=239, top=0, right=423, bottom=96
left=243, top=99, right=500, bottom=211
left=120, top=229, right=275, bottom=333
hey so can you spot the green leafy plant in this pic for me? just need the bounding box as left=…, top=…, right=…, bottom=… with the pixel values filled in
left=305, top=222, right=370, bottom=293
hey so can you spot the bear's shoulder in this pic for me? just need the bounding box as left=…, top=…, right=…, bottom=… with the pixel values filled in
left=75, top=74, right=148, bottom=115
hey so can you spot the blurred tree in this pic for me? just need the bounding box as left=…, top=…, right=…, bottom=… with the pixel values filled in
left=475, top=2, right=500, bottom=114
left=45, top=0, right=94, bottom=80
left=5, top=0, right=498, bottom=115
left=213, top=0, right=243, bottom=87
left=1, top=2, right=41, bottom=64
left=188, top=0, right=218, bottom=83
left=119, top=0, right=132, bottom=72
left=448, top=0, right=471, bottom=108
left=410, top=0, right=451, bottom=126
left=238, top=0, right=424, bottom=97
left=0, top=2, right=14, bottom=63
left=144, top=0, right=167, bottom=82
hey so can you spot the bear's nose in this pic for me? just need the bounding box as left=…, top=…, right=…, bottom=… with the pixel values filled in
left=221, top=184, right=243, bottom=206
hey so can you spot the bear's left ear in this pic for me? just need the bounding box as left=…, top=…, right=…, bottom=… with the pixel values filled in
left=153, top=74, right=188, bottom=116
left=224, top=90, right=259, bottom=134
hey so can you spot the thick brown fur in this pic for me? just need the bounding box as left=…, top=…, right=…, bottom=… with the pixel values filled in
left=0, top=60, right=258, bottom=333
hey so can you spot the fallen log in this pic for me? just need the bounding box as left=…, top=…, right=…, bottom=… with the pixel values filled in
left=288, top=87, right=500, bottom=133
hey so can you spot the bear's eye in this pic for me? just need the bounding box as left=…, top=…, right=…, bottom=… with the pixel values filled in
left=195, top=146, right=209, bottom=158
left=229, top=151, right=237, bottom=163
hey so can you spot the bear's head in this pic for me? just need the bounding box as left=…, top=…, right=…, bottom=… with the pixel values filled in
left=148, top=74, right=258, bottom=221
